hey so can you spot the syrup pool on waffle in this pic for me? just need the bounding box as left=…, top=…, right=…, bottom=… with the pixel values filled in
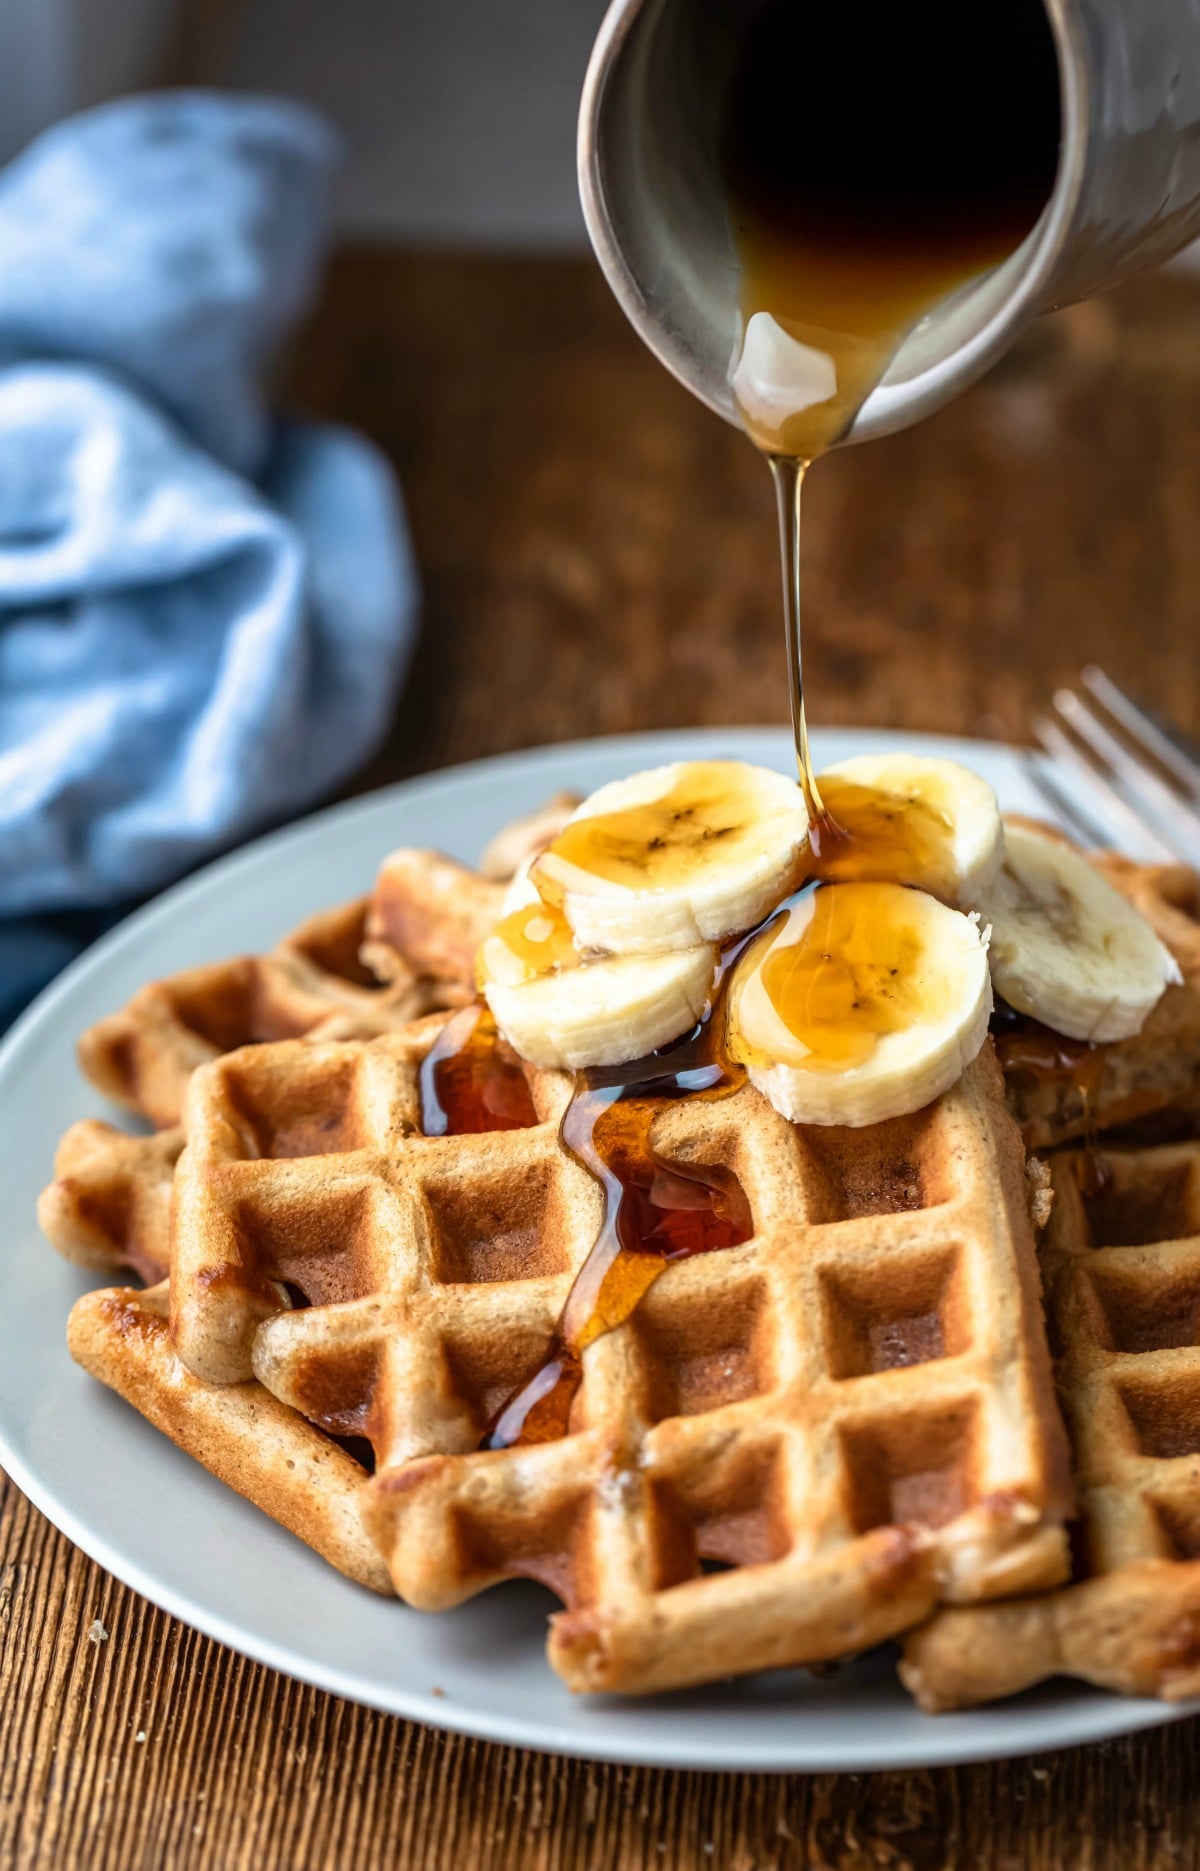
left=482, top=1021, right=753, bottom=1451
left=989, top=999, right=1105, bottom=1131
left=418, top=1004, right=538, bottom=1137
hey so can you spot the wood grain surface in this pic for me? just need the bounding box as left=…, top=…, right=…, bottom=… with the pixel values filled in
left=4, top=250, right=1200, bottom=1870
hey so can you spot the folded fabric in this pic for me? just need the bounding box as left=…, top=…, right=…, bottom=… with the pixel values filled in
left=0, top=93, right=417, bottom=921
left=0, top=91, right=336, bottom=480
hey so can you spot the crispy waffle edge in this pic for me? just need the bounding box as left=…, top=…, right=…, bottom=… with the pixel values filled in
left=67, top=1282, right=392, bottom=1596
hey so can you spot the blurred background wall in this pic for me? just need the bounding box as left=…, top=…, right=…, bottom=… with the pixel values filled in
left=8, top=0, right=1198, bottom=266
left=0, top=0, right=176, bottom=156
left=0, top=0, right=605, bottom=245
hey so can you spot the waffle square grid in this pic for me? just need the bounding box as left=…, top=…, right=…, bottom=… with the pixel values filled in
left=163, top=1025, right=1067, bottom=1694
left=76, top=882, right=494, bottom=1132
left=903, top=1139, right=1200, bottom=1710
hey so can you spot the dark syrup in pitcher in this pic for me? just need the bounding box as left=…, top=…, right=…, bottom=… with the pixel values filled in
left=722, top=0, right=1061, bottom=806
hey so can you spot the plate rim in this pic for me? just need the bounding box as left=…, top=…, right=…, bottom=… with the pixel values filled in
left=0, top=723, right=1193, bottom=1773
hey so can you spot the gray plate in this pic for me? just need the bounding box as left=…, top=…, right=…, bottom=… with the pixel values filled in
left=0, top=725, right=1191, bottom=1770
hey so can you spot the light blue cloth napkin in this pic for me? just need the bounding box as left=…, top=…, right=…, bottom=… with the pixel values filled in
left=0, top=92, right=417, bottom=926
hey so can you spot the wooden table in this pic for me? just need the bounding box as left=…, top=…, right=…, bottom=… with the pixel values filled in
left=3, top=251, right=1200, bottom=1869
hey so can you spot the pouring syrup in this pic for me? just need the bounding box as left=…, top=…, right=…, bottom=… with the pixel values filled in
left=722, top=0, right=1060, bottom=811
left=460, top=1, right=1063, bottom=1449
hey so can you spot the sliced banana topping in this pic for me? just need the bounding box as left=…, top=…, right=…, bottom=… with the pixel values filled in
left=479, top=896, right=580, bottom=987
left=814, top=754, right=1003, bottom=904
left=477, top=895, right=716, bottom=1072
left=480, top=754, right=1169, bottom=1103
left=726, top=882, right=992, bottom=1126
left=975, top=823, right=1181, bottom=1043
left=532, top=759, right=808, bottom=955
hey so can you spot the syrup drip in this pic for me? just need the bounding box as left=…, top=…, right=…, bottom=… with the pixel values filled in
left=419, top=1005, right=538, bottom=1137
left=989, top=999, right=1106, bottom=1120
left=481, top=897, right=578, bottom=982
left=482, top=932, right=763, bottom=1450
left=1073, top=1150, right=1113, bottom=1201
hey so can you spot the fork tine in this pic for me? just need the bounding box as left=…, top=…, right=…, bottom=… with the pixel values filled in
left=1032, top=714, right=1180, bottom=863
left=1053, top=688, right=1200, bottom=867
left=1018, top=751, right=1114, bottom=850
left=1081, top=666, right=1200, bottom=800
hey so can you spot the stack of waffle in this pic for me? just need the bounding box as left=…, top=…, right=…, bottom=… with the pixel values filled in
left=38, top=810, right=1200, bottom=1703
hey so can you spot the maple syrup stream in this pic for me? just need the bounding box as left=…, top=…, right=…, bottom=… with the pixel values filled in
left=726, top=0, right=1059, bottom=814
left=436, top=0, right=1063, bottom=1449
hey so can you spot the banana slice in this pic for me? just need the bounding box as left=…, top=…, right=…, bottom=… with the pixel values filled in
left=975, top=823, right=1181, bottom=1043
left=478, top=896, right=716, bottom=1071
left=727, top=882, right=992, bottom=1126
left=814, top=754, right=1003, bottom=904
left=532, top=760, right=808, bottom=955
left=501, top=856, right=542, bottom=916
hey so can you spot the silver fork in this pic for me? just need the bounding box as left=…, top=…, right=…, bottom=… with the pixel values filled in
left=1022, top=666, right=1200, bottom=867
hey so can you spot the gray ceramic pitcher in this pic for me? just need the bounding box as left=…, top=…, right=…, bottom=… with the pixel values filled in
left=579, top=0, right=1200, bottom=444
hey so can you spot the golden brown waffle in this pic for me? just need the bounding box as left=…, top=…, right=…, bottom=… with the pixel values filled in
left=68, top=1282, right=390, bottom=1593
left=38, top=1119, right=179, bottom=1283
left=358, top=791, right=580, bottom=987
left=1001, top=843, right=1200, bottom=1152
left=902, top=1139, right=1200, bottom=1710
left=52, top=846, right=514, bottom=1278
left=168, top=1012, right=568, bottom=1385
left=359, top=850, right=503, bottom=989
left=77, top=863, right=501, bottom=1131
left=147, top=1024, right=1069, bottom=1694
left=73, top=791, right=581, bottom=1132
